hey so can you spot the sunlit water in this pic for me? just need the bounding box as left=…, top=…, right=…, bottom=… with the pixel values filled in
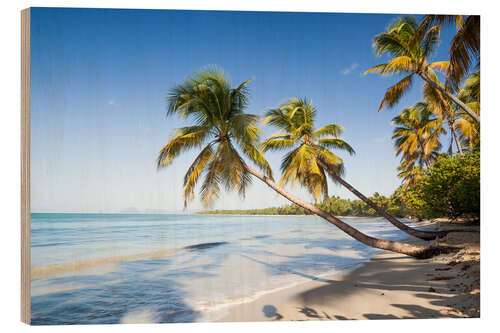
left=30, top=213, right=411, bottom=325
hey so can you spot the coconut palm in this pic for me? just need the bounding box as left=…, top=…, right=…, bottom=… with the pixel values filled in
left=158, top=68, right=455, bottom=258
left=455, top=70, right=480, bottom=151
left=391, top=102, right=445, bottom=168
left=364, top=16, right=480, bottom=124
left=421, top=76, right=463, bottom=156
left=261, top=98, right=352, bottom=202
left=397, top=158, right=425, bottom=190
left=391, top=103, right=445, bottom=189
left=262, top=98, right=446, bottom=241
left=157, top=68, right=273, bottom=208
left=459, top=70, right=480, bottom=105
left=417, top=15, right=480, bottom=90
left=455, top=115, right=479, bottom=152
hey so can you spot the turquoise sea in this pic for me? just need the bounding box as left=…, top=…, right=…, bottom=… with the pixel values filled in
left=30, top=213, right=410, bottom=325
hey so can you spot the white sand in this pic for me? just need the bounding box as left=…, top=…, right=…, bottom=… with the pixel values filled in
left=218, top=220, right=480, bottom=321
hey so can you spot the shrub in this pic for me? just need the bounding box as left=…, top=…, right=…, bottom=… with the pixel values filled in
left=404, top=152, right=480, bottom=219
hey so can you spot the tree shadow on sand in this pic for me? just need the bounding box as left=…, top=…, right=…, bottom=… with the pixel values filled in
left=257, top=252, right=475, bottom=321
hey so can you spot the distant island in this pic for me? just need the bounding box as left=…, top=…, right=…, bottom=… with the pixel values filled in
left=198, top=193, right=410, bottom=218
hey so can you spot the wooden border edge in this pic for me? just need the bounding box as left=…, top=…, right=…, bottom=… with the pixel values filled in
left=21, top=7, right=31, bottom=325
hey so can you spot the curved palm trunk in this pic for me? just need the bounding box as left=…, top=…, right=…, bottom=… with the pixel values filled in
left=416, top=139, right=432, bottom=169
left=449, top=121, right=464, bottom=156
left=244, top=165, right=457, bottom=259
left=316, top=159, right=446, bottom=241
left=421, top=73, right=480, bottom=125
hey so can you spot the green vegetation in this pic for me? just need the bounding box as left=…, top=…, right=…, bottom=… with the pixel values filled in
left=404, top=152, right=480, bottom=219
left=200, top=151, right=481, bottom=222
left=365, top=15, right=480, bottom=222
left=365, top=15, right=480, bottom=124
left=199, top=192, right=411, bottom=218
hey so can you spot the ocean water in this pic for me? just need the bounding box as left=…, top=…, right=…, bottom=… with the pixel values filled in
left=30, top=213, right=410, bottom=325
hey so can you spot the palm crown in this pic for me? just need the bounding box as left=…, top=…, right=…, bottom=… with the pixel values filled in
left=262, top=98, right=354, bottom=201
left=391, top=102, right=444, bottom=169
left=364, top=16, right=449, bottom=111
left=417, top=15, right=480, bottom=90
left=157, top=68, right=272, bottom=207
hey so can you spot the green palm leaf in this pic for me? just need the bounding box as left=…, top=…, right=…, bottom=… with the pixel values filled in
left=158, top=67, right=272, bottom=208
left=263, top=98, right=355, bottom=200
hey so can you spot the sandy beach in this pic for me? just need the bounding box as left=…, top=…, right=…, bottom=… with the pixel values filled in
left=219, top=219, right=480, bottom=321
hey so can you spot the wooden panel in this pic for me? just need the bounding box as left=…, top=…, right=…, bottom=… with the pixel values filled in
left=21, top=7, right=31, bottom=325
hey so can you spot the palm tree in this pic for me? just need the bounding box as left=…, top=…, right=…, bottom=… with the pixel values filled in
left=158, top=68, right=455, bottom=258
left=421, top=77, right=463, bottom=156
left=417, top=15, right=480, bottom=91
left=365, top=16, right=480, bottom=124
left=391, top=103, right=444, bottom=189
left=157, top=68, right=273, bottom=208
left=262, top=97, right=447, bottom=241
left=455, top=70, right=480, bottom=151
left=262, top=98, right=351, bottom=202
left=391, top=102, right=445, bottom=168
left=397, top=158, right=425, bottom=190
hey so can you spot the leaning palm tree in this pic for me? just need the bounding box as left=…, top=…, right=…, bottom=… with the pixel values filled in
left=158, top=68, right=455, bottom=258
left=417, top=15, right=480, bottom=91
left=391, top=102, right=445, bottom=168
left=262, top=97, right=447, bottom=241
left=364, top=16, right=480, bottom=124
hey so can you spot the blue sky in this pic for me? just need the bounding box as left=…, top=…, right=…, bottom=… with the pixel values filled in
left=29, top=8, right=455, bottom=213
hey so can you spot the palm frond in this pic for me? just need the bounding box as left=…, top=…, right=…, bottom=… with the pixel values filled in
left=421, top=25, right=441, bottom=58
left=447, top=15, right=480, bottom=89
left=157, top=126, right=210, bottom=168
left=429, top=61, right=450, bottom=74
left=364, top=63, right=389, bottom=75
left=261, top=138, right=295, bottom=152
left=372, top=32, right=412, bottom=58
left=159, top=67, right=272, bottom=208
left=183, top=142, right=216, bottom=207
left=317, top=138, right=355, bottom=155
left=263, top=108, right=294, bottom=131
left=378, top=74, right=414, bottom=111
left=384, top=56, right=415, bottom=73
left=312, top=124, right=343, bottom=139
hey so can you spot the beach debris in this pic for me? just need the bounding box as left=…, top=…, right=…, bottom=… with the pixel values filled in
left=428, top=276, right=454, bottom=281
left=428, top=287, right=437, bottom=292
left=469, top=289, right=480, bottom=295
left=435, top=267, right=451, bottom=271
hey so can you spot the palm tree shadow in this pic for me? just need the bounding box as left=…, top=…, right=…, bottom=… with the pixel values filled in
left=240, top=253, right=334, bottom=283
left=286, top=254, right=471, bottom=320
left=298, top=306, right=322, bottom=318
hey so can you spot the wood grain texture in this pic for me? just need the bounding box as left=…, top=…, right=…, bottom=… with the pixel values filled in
left=21, top=7, right=31, bottom=325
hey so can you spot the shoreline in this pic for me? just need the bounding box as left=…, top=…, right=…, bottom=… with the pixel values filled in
left=216, top=219, right=480, bottom=321
left=195, top=213, right=395, bottom=218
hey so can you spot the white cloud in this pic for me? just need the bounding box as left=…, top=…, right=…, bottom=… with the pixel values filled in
left=340, top=62, right=359, bottom=75
left=108, top=100, right=115, bottom=105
